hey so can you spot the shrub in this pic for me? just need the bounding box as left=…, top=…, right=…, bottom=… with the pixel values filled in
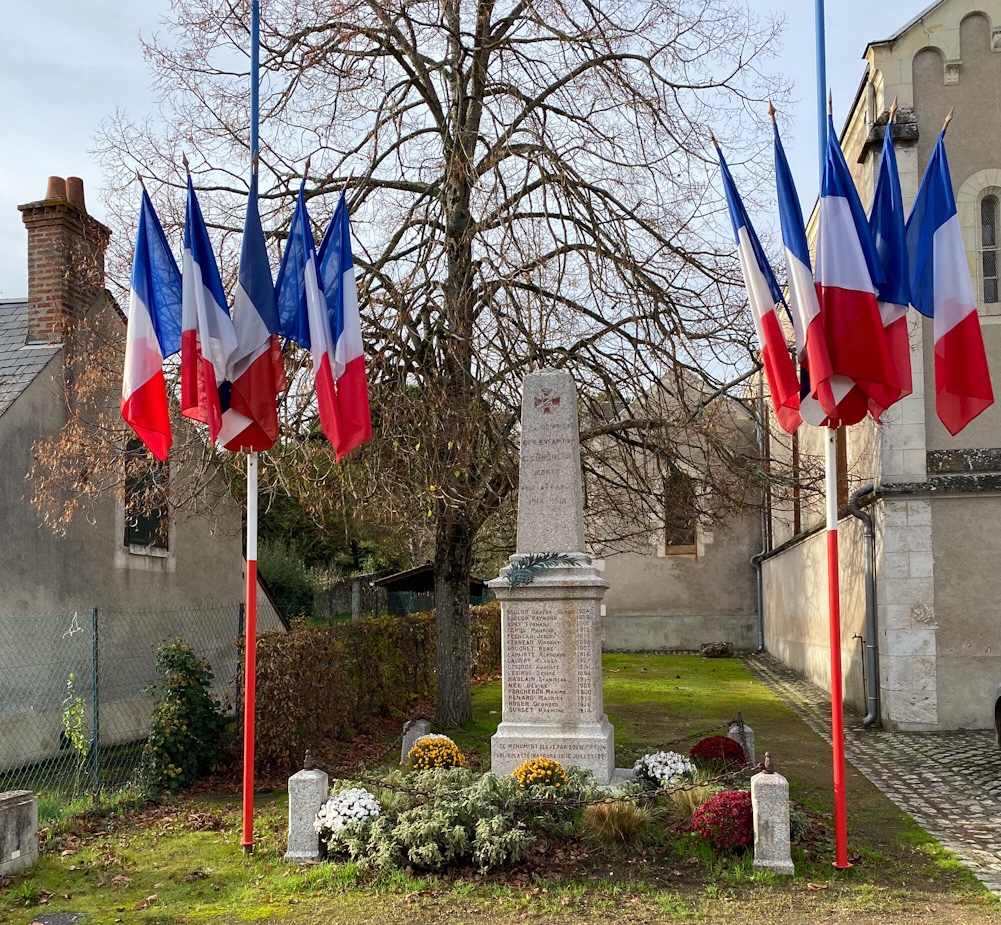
left=258, top=538, right=319, bottom=617
left=581, top=800, right=652, bottom=847
left=254, top=603, right=501, bottom=778
left=138, top=640, right=228, bottom=793
left=633, top=750, right=696, bottom=789
left=689, top=735, right=745, bottom=768
left=408, top=735, right=466, bottom=771
left=691, top=789, right=753, bottom=852
left=512, top=757, right=568, bottom=790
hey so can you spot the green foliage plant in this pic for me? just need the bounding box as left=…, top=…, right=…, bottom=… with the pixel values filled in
left=139, top=639, right=228, bottom=793
left=61, top=672, right=90, bottom=797
left=258, top=537, right=319, bottom=617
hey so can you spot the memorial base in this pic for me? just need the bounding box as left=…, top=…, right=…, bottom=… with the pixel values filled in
left=491, top=716, right=615, bottom=785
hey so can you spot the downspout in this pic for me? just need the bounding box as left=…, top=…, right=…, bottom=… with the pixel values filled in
left=846, top=484, right=879, bottom=727
left=751, top=549, right=765, bottom=652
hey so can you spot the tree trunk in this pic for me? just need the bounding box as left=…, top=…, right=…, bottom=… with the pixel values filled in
left=433, top=515, right=474, bottom=728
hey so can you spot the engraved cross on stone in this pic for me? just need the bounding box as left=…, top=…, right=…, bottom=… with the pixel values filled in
left=533, top=388, right=561, bottom=414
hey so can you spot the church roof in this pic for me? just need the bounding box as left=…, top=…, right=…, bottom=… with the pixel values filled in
left=865, top=0, right=948, bottom=52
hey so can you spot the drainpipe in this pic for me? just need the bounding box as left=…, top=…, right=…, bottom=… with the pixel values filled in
left=751, top=549, right=766, bottom=652
left=846, top=484, right=879, bottom=727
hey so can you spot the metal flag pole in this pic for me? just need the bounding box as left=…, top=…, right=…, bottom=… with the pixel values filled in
left=241, top=0, right=261, bottom=856
left=816, top=0, right=851, bottom=870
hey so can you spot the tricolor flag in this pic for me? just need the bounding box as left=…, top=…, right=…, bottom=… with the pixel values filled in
left=715, top=142, right=801, bottom=434
left=906, top=126, right=994, bottom=435
left=218, top=170, right=287, bottom=452
left=317, top=192, right=372, bottom=459
left=774, top=119, right=835, bottom=427
left=121, top=189, right=182, bottom=461
left=869, top=113, right=913, bottom=406
left=815, top=112, right=899, bottom=425
left=180, top=172, right=238, bottom=443
left=276, top=180, right=341, bottom=446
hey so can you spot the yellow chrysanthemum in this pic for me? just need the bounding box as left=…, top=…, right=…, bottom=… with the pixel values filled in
left=512, top=757, right=568, bottom=789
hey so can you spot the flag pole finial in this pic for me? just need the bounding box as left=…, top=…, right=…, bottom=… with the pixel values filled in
left=252, top=152, right=259, bottom=176
left=943, top=107, right=955, bottom=134
left=768, top=100, right=776, bottom=123
left=889, top=97, right=898, bottom=123
left=709, top=128, right=719, bottom=149
left=182, top=153, right=190, bottom=176
left=303, top=156, right=311, bottom=182
left=828, top=89, right=833, bottom=116
left=136, top=170, right=146, bottom=191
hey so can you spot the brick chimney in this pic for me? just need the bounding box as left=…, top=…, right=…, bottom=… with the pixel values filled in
left=18, top=176, right=112, bottom=345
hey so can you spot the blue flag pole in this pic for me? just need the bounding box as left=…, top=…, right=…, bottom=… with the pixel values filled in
left=241, top=0, right=262, bottom=856
left=815, top=0, right=851, bottom=871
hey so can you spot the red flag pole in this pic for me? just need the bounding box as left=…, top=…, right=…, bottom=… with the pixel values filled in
left=824, top=427, right=851, bottom=868
left=241, top=449, right=259, bottom=854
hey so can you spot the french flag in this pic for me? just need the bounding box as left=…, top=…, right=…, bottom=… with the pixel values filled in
left=815, top=112, right=899, bottom=425
left=317, top=192, right=372, bottom=460
left=906, top=126, right=994, bottom=435
left=218, top=170, right=287, bottom=452
left=276, top=180, right=341, bottom=446
left=180, top=172, right=238, bottom=443
left=121, top=189, right=182, bottom=461
left=774, top=119, right=835, bottom=427
left=869, top=112, right=913, bottom=407
left=715, top=141, right=801, bottom=434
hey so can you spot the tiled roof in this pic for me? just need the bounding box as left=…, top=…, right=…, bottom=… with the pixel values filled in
left=0, top=300, right=61, bottom=417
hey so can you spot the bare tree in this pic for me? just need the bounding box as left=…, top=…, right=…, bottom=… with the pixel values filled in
left=76, top=0, right=789, bottom=726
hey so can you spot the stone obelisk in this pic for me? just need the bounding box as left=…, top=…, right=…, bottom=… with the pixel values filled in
left=489, top=368, right=614, bottom=784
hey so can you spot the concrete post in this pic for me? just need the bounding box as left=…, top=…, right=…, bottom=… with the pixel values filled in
left=751, top=753, right=795, bottom=876
left=285, top=758, right=329, bottom=862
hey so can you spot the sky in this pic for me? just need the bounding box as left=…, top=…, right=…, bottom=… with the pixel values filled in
left=0, top=0, right=925, bottom=300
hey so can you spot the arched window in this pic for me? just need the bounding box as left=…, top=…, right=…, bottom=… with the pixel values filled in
left=981, top=193, right=999, bottom=304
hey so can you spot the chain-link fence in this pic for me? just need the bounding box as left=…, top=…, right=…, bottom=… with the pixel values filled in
left=0, top=605, right=250, bottom=808
left=273, top=574, right=387, bottom=624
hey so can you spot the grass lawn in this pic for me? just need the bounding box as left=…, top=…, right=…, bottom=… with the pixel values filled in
left=2, top=654, right=998, bottom=924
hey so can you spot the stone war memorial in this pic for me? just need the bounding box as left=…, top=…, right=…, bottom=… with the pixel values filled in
left=489, top=368, right=616, bottom=785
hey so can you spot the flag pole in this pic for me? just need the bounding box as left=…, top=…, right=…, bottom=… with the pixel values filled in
left=241, top=0, right=262, bottom=856
left=241, top=450, right=259, bottom=854
left=816, top=0, right=851, bottom=870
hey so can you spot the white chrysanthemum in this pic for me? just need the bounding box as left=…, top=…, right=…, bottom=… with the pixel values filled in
left=633, top=750, right=696, bottom=786
left=414, top=733, right=455, bottom=746
left=314, top=787, right=381, bottom=836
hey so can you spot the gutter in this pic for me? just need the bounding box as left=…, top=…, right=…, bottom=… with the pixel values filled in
left=846, top=484, right=879, bottom=727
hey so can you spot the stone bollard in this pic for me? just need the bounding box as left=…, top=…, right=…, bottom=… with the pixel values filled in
left=0, top=790, right=38, bottom=875
left=728, top=713, right=755, bottom=766
left=285, top=753, right=329, bottom=862
left=401, top=718, right=431, bottom=764
left=751, top=753, right=794, bottom=876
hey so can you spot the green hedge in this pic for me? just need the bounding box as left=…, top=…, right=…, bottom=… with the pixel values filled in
left=255, top=601, right=501, bottom=777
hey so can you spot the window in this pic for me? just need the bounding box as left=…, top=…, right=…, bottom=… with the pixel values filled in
left=124, top=440, right=169, bottom=550
left=982, top=193, right=999, bottom=304
left=662, top=465, right=697, bottom=553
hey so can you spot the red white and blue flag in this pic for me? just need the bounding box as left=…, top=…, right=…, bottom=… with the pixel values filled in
left=317, top=192, right=372, bottom=459
left=814, top=113, right=899, bottom=425
left=180, top=173, right=238, bottom=443
left=715, top=143, right=801, bottom=434
left=276, top=180, right=341, bottom=446
left=121, top=189, right=182, bottom=461
left=774, top=120, right=835, bottom=427
left=906, top=129, right=994, bottom=435
left=869, top=116, right=913, bottom=406
left=218, top=170, right=287, bottom=452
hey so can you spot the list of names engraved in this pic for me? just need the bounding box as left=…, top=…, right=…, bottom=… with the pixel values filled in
left=504, top=601, right=574, bottom=720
